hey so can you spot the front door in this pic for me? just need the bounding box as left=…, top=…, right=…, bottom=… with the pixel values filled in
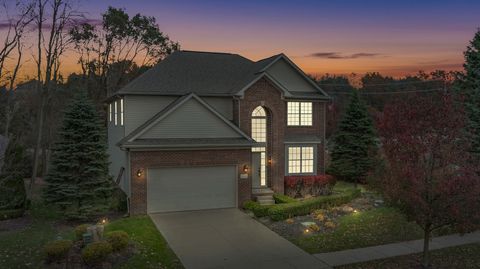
left=252, top=152, right=261, bottom=188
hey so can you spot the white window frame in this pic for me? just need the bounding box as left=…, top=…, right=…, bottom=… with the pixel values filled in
left=287, top=101, right=312, bottom=126
left=286, top=145, right=316, bottom=175
left=109, top=103, right=112, bottom=122
left=114, top=101, right=118, bottom=126
left=120, top=98, right=124, bottom=126
left=251, top=106, right=267, bottom=143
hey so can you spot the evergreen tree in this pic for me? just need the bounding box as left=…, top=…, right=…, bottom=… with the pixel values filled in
left=0, top=139, right=27, bottom=211
left=43, top=92, right=112, bottom=219
left=328, top=90, right=377, bottom=185
left=458, top=29, right=480, bottom=160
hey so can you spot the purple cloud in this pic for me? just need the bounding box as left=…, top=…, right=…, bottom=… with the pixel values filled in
left=310, top=52, right=382, bottom=59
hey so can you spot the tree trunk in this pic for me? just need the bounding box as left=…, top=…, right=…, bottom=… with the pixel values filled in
left=422, top=225, right=432, bottom=268
left=30, top=92, right=46, bottom=191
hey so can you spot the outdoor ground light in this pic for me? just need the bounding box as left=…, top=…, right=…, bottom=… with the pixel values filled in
left=136, top=169, right=143, bottom=177
left=243, top=165, right=249, bottom=173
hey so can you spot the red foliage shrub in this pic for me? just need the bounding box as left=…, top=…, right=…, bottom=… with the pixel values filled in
left=284, top=175, right=335, bottom=197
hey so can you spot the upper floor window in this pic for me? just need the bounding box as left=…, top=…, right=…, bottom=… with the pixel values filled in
left=109, top=103, right=112, bottom=122
left=287, top=102, right=312, bottom=126
left=114, top=101, right=118, bottom=126
left=120, top=98, right=124, bottom=126
left=287, top=146, right=314, bottom=174
left=251, top=106, right=266, bottom=143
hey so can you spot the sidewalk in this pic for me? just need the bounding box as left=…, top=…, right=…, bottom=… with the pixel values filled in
left=313, top=231, right=480, bottom=267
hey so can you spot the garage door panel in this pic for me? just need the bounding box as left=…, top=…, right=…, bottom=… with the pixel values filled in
left=147, top=166, right=236, bottom=213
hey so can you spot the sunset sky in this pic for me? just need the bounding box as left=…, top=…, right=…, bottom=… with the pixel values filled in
left=3, top=0, right=480, bottom=78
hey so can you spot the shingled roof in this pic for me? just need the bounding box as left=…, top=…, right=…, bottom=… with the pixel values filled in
left=115, top=50, right=328, bottom=98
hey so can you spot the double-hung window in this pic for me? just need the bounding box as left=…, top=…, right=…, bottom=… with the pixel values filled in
left=287, top=146, right=314, bottom=174
left=114, top=101, right=118, bottom=126
left=109, top=103, right=112, bottom=122
left=287, top=102, right=312, bottom=126
left=120, top=98, right=124, bottom=126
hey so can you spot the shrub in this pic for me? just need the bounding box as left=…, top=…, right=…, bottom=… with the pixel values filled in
left=273, top=193, right=296, bottom=204
left=284, top=175, right=336, bottom=197
left=268, top=188, right=361, bottom=221
left=44, top=240, right=73, bottom=262
left=106, top=231, right=129, bottom=251
left=110, top=187, right=128, bottom=212
left=245, top=188, right=360, bottom=221
left=308, top=223, right=320, bottom=232
left=74, top=224, right=90, bottom=240
left=82, top=241, right=112, bottom=265
left=243, top=201, right=273, bottom=217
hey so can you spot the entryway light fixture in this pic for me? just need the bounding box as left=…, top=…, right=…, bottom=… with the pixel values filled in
left=243, top=165, right=249, bottom=173
left=136, top=169, right=143, bottom=177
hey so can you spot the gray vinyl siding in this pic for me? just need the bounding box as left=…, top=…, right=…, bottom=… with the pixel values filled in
left=124, top=95, right=177, bottom=135
left=107, top=103, right=129, bottom=195
left=266, top=59, right=317, bottom=93
left=140, top=98, right=242, bottom=139
left=203, top=97, right=233, bottom=121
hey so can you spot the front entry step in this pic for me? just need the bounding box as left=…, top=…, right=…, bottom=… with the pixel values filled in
left=252, top=187, right=275, bottom=205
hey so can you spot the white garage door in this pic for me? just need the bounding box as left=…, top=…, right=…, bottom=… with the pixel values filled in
left=147, top=166, right=237, bottom=213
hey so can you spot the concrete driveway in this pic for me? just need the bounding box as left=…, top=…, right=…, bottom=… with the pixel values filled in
left=150, top=209, right=331, bottom=269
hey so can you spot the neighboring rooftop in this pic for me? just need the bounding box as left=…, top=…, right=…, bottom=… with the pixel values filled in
left=115, top=50, right=329, bottom=98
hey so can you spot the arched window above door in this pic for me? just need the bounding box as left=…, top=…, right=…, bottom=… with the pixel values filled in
left=252, top=106, right=266, bottom=117
left=251, top=106, right=266, bottom=142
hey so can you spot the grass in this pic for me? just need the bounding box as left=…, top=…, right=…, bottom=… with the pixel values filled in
left=295, top=207, right=423, bottom=253
left=0, top=199, right=182, bottom=268
left=0, top=201, right=73, bottom=268
left=335, top=243, right=480, bottom=269
left=105, top=215, right=183, bottom=269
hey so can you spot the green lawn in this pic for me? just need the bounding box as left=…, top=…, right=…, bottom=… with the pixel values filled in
left=0, top=201, right=182, bottom=268
left=0, top=201, right=73, bottom=268
left=295, top=207, right=424, bottom=253
left=106, top=215, right=183, bottom=269
left=336, top=243, right=480, bottom=269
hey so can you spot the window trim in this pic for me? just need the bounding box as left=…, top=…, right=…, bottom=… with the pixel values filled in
left=114, top=100, right=118, bottom=126
left=109, top=103, right=112, bottom=122
left=120, top=98, right=124, bottom=126
left=287, top=101, right=313, bottom=126
left=285, top=145, right=317, bottom=175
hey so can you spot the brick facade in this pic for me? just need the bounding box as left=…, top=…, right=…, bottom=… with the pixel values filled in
left=130, top=149, right=251, bottom=215
left=237, top=77, right=326, bottom=194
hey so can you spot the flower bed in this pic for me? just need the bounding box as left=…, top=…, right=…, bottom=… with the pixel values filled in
left=285, top=175, right=336, bottom=198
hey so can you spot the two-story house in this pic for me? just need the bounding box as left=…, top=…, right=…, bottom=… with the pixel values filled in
left=107, top=51, right=330, bottom=215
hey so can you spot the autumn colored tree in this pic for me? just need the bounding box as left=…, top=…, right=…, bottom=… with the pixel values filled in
left=376, top=93, right=480, bottom=268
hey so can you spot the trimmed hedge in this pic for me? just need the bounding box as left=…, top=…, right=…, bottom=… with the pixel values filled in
left=82, top=241, right=112, bottom=265
left=268, top=188, right=361, bottom=221
left=243, top=201, right=273, bottom=217
left=44, top=240, right=73, bottom=262
left=106, top=230, right=129, bottom=251
left=244, top=188, right=361, bottom=221
left=273, top=193, right=297, bottom=204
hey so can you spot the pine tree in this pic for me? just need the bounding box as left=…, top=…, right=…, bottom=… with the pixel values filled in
left=43, top=92, right=112, bottom=219
left=459, top=29, right=480, bottom=160
left=0, top=139, right=27, bottom=211
left=327, top=90, right=377, bottom=185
